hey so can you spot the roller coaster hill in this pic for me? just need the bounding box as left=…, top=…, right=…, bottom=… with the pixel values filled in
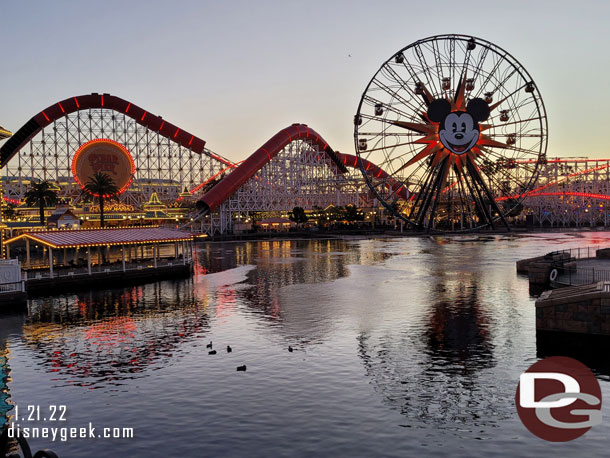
left=1, top=92, right=610, bottom=236
left=0, top=93, right=399, bottom=235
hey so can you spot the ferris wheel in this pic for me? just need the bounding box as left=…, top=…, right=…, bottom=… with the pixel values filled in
left=354, top=34, right=548, bottom=231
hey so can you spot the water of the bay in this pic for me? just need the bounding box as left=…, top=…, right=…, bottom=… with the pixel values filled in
left=3, top=232, right=610, bottom=457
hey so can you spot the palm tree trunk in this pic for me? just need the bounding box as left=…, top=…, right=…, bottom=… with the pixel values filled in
left=39, top=201, right=45, bottom=226
left=99, top=196, right=105, bottom=228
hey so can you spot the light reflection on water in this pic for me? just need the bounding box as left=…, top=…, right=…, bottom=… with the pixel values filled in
left=2, top=233, right=610, bottom=456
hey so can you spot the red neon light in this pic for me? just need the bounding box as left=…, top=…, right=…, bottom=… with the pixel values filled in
left=125, top=102, right=131, bottom=113
left=189, top=163, right=240, bottom=194
left=74, top=97, right=80, bottom=108
left=306, top=127, right=310, bottom=138
left=322, top=142, right=327, bottom=150
left=58, top=102, right=65, bottom=113
left=188, top=135, right=194, bottom=146
left=261, top=148, right=271, bottom=160
left=283, top=130, right=292, bottom=142
left=497, top=191, right=610, bottom=202
left=159, top=121, right=165, bottom=131
left=3, top=196, right=21, bottom=205
left=141, top=111, right=147, bottom=121
left=376, top=170, right=383, bottom=178
left=365, top=163, right=371, bottom=171
left=42, top=111, right=50, bottom=122
left=101, top=95, right=104, bottom=107
left=517, top=158, right=610, bottom=164
left=353, top=157, right=358, bottom=167
left=174, top=128, right=180, bottom=138
left=526, top=164, right=610, bottom=196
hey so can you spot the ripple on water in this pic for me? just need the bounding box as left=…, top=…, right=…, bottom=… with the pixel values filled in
left=4, top=234, right=610, bottom=457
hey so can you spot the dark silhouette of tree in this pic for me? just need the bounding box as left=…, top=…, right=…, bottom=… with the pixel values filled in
left=24, top=181, right=59, bottom=225
left=289, top=206, right=308, bottom=227
left=345, top=204, right=361, bottom=222
left=83, top=172, right=119, bottom=228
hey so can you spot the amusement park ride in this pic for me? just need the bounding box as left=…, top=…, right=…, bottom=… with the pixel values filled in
left=354, top=34, right=548, bottom=231
left=1, top=35, right=609, bottom=234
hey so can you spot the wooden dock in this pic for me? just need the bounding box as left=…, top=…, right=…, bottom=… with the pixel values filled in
left=23, top=260, right=192, bottom=295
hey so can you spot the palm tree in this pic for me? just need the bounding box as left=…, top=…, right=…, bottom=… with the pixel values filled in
left=289, top=206, right=308, bottom=228
left=24, top=181, right=59, bottom=225
left=83, top=172, right=119, bottom=228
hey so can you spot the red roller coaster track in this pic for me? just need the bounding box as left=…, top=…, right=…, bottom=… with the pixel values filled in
left=196, top=124, right=407, bottom=212
left=0, top=93, right=232, bottom=168
left=2, top=98, right=409, bottom=211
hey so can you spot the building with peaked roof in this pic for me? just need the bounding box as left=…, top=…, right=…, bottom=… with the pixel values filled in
left=259, top=217, right=295, bottom=232
left=4, top=226, right=196, bottom=280
left=46, top=207, right=80, bottom=229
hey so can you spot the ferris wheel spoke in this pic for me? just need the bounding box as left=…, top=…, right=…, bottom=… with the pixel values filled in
left=428, top=40, right=446, bottom=94
left=362, top=94, right=420, bottom=122
left=358, top=131, right=428, bottom=137
left=483, top=116, right=543, bottom=134
left=483, top=159, right=538, bottom=196
left=488, top=67, right=520, bottom=100
left=369, top=76, right=428, bottom=119
left=381, top=63, right=431, bottom=110
left=469, top=46, right=490, bottom=89
left=472, top=54, right=505, bottom=99
left=481, top=142, right=542, bottom=157
left=406, top=163, right=435, bottom=221
left=486, top=82, right=529, bottom=111
left=413, top=44, right=440, bottom=95
left=414, top=161, right=444, bottom=227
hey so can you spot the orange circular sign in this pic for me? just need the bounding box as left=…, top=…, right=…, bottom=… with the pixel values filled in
left=72, top=139, right=135, bottom=196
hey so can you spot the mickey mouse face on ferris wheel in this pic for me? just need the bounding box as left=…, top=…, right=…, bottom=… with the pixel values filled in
left=427, top=98, right=490, bottom=155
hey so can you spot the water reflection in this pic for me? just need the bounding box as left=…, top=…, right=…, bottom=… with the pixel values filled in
left=537, top=331, right=610, bottom=380
left=22, top=239, right=392, bottom=388
left=239, top=240, right=391, bottom=322
left=198, top=239, right=391, bottom=324
left=23, top=281, right=210, bottom=388
left=0, top=315, right=22, bottom=430
left=9, top=233, right=610, bottom=457
left=425, top=277, right=494, bottom=373
left=356, top=241, right=514, bottom=432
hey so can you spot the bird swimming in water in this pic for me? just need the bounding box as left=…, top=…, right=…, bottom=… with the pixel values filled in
left=288, top=346, right=294, bottom=352
left=227, top=346, right=232, bottom=353
left=208, top=350, right=217, bottom=355
left=206, top=341, right=213, bottom=349
left=236, top=365, right=247, bottom=372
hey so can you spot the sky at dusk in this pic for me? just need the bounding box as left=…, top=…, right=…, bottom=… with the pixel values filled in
left=1, top=0, right=609, bottom=162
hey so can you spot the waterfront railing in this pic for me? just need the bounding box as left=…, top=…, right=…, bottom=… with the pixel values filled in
left=22, top=258, right=191, bottom=281
left=0, top=281, right=25, bottom=294
left=546, top=246, right=598, bottom=261
left=547, top=246, right=610, bottom=286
